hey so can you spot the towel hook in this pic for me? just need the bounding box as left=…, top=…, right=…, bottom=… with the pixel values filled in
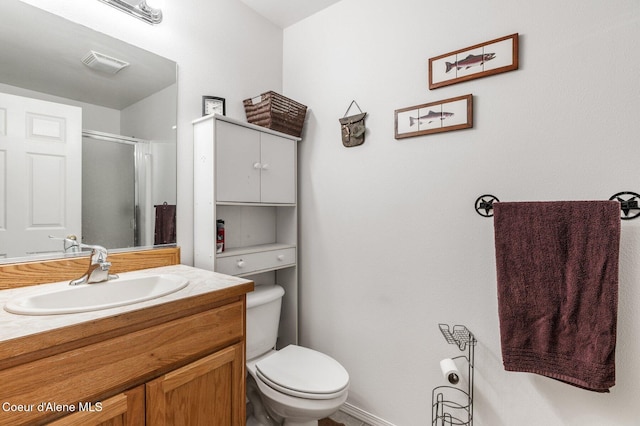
left=474, top=194, right=499, bottom=217
left=609, top=191, right=640, bottom=220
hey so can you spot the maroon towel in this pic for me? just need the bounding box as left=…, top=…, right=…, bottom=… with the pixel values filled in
left=154, top=203, right=176, bottom=245
left=493, top=201, right=620, bottom=392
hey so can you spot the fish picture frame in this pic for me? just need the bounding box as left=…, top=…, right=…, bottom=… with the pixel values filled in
left=429, top=33, right=519, bottom=89
left=394, top=94, right=473, bottom=139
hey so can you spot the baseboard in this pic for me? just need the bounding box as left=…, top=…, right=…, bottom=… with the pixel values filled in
left=340, top=402, right=396, bottom=426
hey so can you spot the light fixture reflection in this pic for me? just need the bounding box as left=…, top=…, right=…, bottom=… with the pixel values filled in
left=98, top=0, right=163, bottom=25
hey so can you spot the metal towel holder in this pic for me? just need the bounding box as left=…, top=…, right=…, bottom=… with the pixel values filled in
left=474, top=192, right=640, bottom=220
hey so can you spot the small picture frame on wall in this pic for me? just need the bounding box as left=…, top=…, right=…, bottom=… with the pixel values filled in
left=202, top=96, right=226, bottom=116
left=395, top=94, right=473, bottom=139
left=429, top=33, right=519, bottom=90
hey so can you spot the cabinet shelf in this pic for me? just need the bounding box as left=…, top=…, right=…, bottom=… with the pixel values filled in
left=221, top=264, right=296, bottom=278
left=216, top=201, right=296, bottom=207
left=217, top=243, right=295, bottom=258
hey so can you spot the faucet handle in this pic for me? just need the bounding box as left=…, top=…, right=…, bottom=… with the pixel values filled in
left=48, top=234, right=77, bottom=241
left=48, top=234, right=80, bottom=253
left=78, top=243, right=109, bottom=264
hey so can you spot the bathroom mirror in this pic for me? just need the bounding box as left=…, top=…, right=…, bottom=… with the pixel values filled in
left=0, top=0, right=177, bottom=263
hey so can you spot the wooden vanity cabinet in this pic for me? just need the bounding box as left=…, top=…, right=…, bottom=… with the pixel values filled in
left=146, top=343, right=244, bottom=425
left=0, top=284, right=252, bottom=426
left=51, top=343, right=244, bottom=426
left=48, top=386, right=145, bottom=426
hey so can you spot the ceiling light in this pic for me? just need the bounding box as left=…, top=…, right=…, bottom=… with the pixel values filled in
left=97, top=0, right=163, bottom=25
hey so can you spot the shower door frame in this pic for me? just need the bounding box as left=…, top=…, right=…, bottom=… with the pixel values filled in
left=82, top=130, right=152, bottom=249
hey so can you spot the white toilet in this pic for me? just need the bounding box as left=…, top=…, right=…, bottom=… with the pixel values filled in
left=245, top=285, right=349, bottom=426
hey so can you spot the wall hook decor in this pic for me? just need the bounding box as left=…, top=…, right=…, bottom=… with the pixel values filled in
left=609, top=191, right=640, bottom=220
left=474, top=194, right=499, bottom=217
left=339, top=100, right=367, bottom=147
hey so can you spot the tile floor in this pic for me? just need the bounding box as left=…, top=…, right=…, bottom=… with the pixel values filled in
left=329, top=410, right=372, bottom=426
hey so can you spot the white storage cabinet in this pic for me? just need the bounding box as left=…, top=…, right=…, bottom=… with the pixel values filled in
left=193, top=114, right=300, bottom=347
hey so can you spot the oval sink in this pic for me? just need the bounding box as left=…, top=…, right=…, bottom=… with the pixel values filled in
left=4, top=274, right=189, bottom=315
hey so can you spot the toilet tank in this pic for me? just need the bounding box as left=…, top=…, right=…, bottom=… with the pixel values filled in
left=246, top=284, right=285, bottom=360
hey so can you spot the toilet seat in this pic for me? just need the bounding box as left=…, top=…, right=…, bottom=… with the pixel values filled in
left=255, top=345, right=349, bottom=400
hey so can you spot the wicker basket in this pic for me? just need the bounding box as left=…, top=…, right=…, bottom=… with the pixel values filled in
left=243, top=91, right=307, bottom=137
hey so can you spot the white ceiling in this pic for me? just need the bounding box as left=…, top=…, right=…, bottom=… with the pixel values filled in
left=239, top=0, right=343, bottom=28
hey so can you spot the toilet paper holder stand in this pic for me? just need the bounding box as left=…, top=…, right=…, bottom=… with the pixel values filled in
left=432, top=324, right=476, bottom=426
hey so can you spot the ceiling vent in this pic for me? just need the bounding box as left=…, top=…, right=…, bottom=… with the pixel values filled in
left=81, top=50, right=130, bottom=74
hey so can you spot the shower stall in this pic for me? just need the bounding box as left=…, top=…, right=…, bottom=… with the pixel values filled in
left=81, top=130, right=153, bottom=249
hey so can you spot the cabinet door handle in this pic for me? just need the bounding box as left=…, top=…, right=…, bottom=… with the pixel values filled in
left=237, top=260, right=245, bottom=268
left=253, top=162, right=262, bottom=169
left=261, top=163, right=269, bottom=170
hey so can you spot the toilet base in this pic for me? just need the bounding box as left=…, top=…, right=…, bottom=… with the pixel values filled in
left=246, top=414, right=264, bottom=426
left=247, top=376, right=278, bottom=426
left=283, top=420, right=317, bottom=426
left=246, top=415, right=318, bottom=426
left=246, top=374, right=339, bottom=426
left=246, top=414, right=319, bottom=426
left=246, top=347, right=348, bottom=426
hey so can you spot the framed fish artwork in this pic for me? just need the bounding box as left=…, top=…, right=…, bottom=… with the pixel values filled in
left=429, top=33, right=519, bottom=89
left=394, top=94, right=473, bottom=139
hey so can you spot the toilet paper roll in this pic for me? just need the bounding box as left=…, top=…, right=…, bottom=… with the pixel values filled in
left=440, top=358, right=460, bottom=385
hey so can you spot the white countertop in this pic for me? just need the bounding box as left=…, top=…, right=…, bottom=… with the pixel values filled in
left=0, top=264, right=252, bottom=343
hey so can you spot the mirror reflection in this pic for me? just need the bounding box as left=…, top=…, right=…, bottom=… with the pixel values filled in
left=0, top=0, right=177, bottom=262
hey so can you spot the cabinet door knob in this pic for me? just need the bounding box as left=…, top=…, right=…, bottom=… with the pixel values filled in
left=277, top=254, right=285, bottom=261
left=253, top=162, right=262, bottom=169
left=261, top=163, right=269, bottom=170
left=237, top=260, right=245, bottom=268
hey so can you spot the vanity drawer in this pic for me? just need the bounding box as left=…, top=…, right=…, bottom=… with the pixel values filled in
left=217, top=247, right=295, bottom=276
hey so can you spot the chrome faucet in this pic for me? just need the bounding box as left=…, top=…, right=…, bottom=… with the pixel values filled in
left=69, top=244, right=119, bottom=286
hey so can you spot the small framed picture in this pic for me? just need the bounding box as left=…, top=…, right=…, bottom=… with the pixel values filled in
left=429, top=34, right=519, bottom=89
left=395, top=94, right=473, bottom=139
left=202, top=96, right=226, bottom=116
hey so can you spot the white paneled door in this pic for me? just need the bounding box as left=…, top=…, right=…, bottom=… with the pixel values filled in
left=0, top=92, right=82, bottom=259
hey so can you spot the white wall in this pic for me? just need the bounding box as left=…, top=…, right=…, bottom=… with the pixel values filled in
left=122, top=84, right=178, bottom=210
left=19, top=0, right=284, bottom=265
left=121, top=83, right=176, bottom=142
left=285, top=1, right=640, bottom=425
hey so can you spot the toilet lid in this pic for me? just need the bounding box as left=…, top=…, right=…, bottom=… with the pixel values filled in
left=256, top=345, right=349, bottom=398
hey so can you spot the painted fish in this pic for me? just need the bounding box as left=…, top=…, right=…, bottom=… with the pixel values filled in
left=409, top=110, right=454, bottom=126
left=445, top=53, right=496, bottom=73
